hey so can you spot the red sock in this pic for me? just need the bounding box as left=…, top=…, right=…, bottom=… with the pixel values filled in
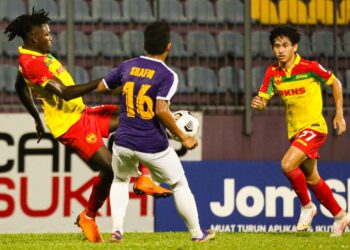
left=285, top=168, right=310, bottom=206
left=310, top=178, right=342, bottom=216
left=138, top=163, right=150, bottom=176
left=86, top=176, right=111, bottom=218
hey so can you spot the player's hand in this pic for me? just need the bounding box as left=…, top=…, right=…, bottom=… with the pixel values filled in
left=251, top=96, right=265, bottom=111
left=333, top=114, right=346, bottom=136
left=35, top=119, right=45, bottom=143
left=181, top=135, right=198, bottom=150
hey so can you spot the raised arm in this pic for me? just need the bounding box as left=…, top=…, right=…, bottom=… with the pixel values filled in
left=15, top=72, right=45, bottom=142
left=44, top=77, right=102, bottom=101
left=331, top=77, right=346, bottom=135
left=155, top=99, right=197, bottom=150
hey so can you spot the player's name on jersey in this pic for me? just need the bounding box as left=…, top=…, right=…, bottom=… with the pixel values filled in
left=129, top=66, right=155, bottom=79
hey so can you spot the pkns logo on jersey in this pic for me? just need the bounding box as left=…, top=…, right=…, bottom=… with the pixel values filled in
left=278, top=87, right=305, bottom=96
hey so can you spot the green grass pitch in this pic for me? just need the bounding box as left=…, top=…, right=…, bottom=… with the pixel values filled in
left=1, top=232, right=350, bottom=250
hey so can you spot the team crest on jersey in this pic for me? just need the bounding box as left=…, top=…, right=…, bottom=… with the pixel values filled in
left=274, top=75, right=282, bottom=85
left=86, top=133, right=97, bottom=144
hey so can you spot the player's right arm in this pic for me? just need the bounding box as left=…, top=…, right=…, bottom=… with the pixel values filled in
left=15, top=72, right=45, bottom=142
left=251, top=96, right=268, bottom=111
left=44, top=77, right=102, bottom=101
left=251, top=66, right=273, bottom=111
left=155, top=99, right=198, bottom=150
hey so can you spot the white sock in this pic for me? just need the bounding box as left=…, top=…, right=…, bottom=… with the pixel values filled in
left=109, top=177, right=130, bottom=232
left=171, top=176, right=203, bottom=239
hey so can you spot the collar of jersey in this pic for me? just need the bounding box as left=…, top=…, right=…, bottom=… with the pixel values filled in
left=140, top=55, right=164, bottom=64
left=18, top=46, right=48, bottom=56
left=278, top=53, right=301, bottom=68
left=278, top=53, right=301, bottom=77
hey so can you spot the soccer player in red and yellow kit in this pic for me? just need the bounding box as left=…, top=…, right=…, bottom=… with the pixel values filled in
left=251, top=26, right=349, bottom=237
left=4, top=8, right=172, bottom=243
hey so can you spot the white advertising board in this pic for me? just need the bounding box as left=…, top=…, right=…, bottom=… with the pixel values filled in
left=0, top=112, right=202, bottom=233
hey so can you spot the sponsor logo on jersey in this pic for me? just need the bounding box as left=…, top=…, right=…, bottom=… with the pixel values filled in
left=278, top=87, right=306, bottom=96
left=295, top=74, right=308, bottom=80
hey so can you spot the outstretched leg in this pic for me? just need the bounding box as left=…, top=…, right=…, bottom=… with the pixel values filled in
left=85, top=146, right=114, bottom=217
left=75, top=145, right=114, bottom=243
left=133, top=163, right=173, bottom=198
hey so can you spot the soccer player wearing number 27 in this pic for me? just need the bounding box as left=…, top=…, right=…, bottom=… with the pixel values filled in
left=96, top=21, right=215, bottom=243
left=5, top=8, right=172, bottom=243
left=251, top=26, right=349, bottom=237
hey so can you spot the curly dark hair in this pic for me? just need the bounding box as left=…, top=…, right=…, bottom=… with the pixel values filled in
left=269, top=26, right=301, bottom=46
left=4, top=8, right=50, bottom=41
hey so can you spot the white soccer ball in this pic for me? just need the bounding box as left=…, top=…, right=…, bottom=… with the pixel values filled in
left=168, top=110, right=199, bottom=141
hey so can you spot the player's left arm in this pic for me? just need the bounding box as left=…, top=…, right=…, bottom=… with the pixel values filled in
left=331, top=77, right=346, bottom=135
left=15, top=72, right=45, bottom=142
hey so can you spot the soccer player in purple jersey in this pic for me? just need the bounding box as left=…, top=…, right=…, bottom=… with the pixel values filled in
left=96, top=21, right=215, bottom=243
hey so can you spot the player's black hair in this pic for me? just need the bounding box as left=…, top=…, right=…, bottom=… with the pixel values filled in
left=144, top=21, right=170, bottom=55
left=269, top=26, right=301, bottom=46
left=4, top=8, right=50, bottom=41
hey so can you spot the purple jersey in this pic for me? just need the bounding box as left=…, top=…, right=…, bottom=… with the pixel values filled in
left=103, top=56, right=178, bottom=153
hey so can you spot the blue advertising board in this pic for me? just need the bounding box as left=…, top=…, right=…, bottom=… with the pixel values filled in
left=155, top=161, right=350, bottom=233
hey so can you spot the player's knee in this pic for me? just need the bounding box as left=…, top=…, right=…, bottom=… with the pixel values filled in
left=171, top=175, right=189, bottom=192
left=280, top=159, right=294, bottom=173
left=99, top=167, right=114, bottom=184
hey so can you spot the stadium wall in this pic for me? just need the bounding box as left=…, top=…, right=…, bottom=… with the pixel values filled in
left=202, top=114, right=350, bottom=161
left=0, top=113, right=202, bottom=233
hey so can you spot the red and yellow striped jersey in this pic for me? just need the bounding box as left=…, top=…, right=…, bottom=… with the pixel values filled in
left=258, top=54, right=335, bottom=139
left=18, top=47, right=86, bottom=138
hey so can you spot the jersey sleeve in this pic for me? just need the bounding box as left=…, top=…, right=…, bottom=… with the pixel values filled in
left=156, top=71, right=178, bottom=101
left=103, top=64, right=124, bottom=90
left=21, top=58, right=54, bottom=87
left=258, top=67, right=275, bottom=100
left=310, top=61, right=335, bottom=86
